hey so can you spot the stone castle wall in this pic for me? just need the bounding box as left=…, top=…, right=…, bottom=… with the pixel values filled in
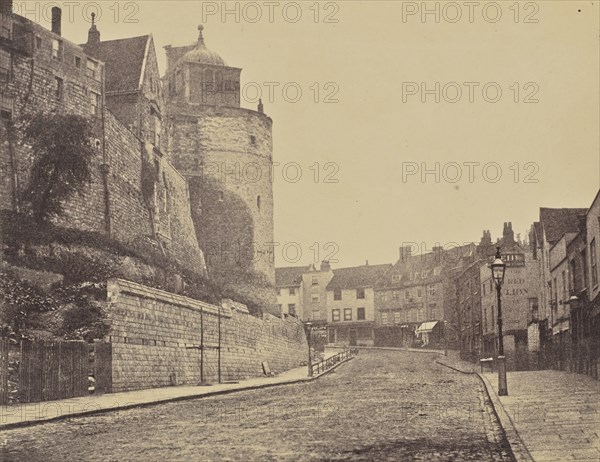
left=0, top=13, right=205, bottom=273
left=107, top=278, right=308, bottom=392
left=166, top=105, right=275, bottom=283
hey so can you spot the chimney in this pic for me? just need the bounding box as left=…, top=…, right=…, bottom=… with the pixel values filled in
left=258, top=98, right=264, bottom=114
left=51, top=7, right=62, bottom=36
left=0, top=0, right=13, bottom=15
left=320, top=260, right=331, bottom=271
left=503, top=222, right=515, bottom=244
left=399, top=245, right=412, bottom=262
left=86, top=12, right=101, bottom=54
left=365, top=260, right=369, bottom=266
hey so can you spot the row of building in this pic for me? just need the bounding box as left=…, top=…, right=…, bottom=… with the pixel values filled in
left=276, top=191, right=600, bottom=379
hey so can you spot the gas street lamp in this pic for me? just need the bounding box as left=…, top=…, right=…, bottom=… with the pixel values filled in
left=491, top=247, right=508, bottom=396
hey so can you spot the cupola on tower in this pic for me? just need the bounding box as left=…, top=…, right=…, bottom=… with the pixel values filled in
left=163, top=25, right=275, bottom=285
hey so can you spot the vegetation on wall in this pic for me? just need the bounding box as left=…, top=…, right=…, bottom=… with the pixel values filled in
left=19, top=113, right=97, bottom=224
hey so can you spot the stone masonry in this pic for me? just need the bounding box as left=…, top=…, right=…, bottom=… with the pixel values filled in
left=107, top=278, right=308, bottom=392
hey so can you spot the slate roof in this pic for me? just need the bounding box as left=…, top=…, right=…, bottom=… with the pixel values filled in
left=540, top=208, right=587, bottom=245
left=275, top=266, right=310, bottom=287
left=88, top=35, right=150, bottom=93
left=326, top=264, right=392, bottom=290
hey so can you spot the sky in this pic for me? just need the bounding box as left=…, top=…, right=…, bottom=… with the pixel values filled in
left=19, top=0, right=600, bottom=268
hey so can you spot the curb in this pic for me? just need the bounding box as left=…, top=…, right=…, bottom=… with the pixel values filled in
left=436, top=360, right=534, bottom=462
left=356, top=346, right=445, bottom=355
left=0, top=356, right=354, bottom=431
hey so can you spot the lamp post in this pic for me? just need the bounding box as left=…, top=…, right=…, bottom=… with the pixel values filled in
left=491, top=247, right=508, bottom=396
left=305, top=322, right=313, bottom=377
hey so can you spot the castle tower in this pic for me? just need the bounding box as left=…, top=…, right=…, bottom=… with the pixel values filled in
left=163, top=26, right=275, bottom=284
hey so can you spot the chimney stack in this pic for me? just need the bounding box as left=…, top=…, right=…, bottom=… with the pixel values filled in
left=320, top=260, right=331, bottom=271
left=0, top=0, right=13, bottom=15
left=503, top=222, right=515, bottom=244
left=399, top=245, right=413, bottom=262
left=51, top=7, right=62, bottom=36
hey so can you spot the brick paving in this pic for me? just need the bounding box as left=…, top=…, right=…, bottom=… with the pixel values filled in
left=436, top=352, right=600, bottom=462
left=1, top=350, right=513, bottom=461
left=481, top=370, right=600, bottom=462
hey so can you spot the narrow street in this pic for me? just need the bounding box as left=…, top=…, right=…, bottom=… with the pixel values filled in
left=2, top=350, right=514, bottom=461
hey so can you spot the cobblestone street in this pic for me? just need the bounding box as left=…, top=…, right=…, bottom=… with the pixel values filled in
left=2, top=350, right=513, bottom=461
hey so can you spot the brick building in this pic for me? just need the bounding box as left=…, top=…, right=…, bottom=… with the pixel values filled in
left=530, top=207, right=588, bottom=368
left=326, top=263, right=391, bottom=346
left=376, top=244, right=473, bottom=348
left=275, top=265, right=309, bottom=319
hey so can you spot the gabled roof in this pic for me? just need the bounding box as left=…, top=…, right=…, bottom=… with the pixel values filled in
left=275, top=266, right=310, bottom=287
left=327, top=264, right=392, bottom=290
left=88, top=35, right=150, bottom=93
left=540, top=208, right=587, bottom=245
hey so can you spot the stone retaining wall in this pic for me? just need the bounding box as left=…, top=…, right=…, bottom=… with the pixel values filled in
left=106, top=278, right=307, bottom=392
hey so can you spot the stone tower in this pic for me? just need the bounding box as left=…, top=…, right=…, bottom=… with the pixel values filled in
left=163, top=26, right=275, bottom=284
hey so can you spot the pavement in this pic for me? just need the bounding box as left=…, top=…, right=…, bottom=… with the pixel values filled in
left=437, top=354, right=600, bottom=462
left=0, top=351, right=351, bottom=430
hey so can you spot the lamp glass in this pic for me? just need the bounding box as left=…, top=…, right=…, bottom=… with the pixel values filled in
left=491, top=258, right=506, bottom=287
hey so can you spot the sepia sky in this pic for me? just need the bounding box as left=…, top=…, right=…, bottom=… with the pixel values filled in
left=22, top=1, right=600, bottom=268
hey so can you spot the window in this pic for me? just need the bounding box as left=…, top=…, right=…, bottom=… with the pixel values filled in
left=75, top=56, right=81, bottom=69
left=250, top=135, right=256, bottom=145
left=311, top=276, right=318, bottom=286
left=394, top=311, right=401, bottom=324
left=561, top=270, right=567, bottom=302
left=55, top=77, right=63, bottom=101
left=0, top=94, right=13, bottom=120
left=417, top=287, right=422, bottom=298
left=392, top=290, right=399, bottom=300
left=357, top=307, right=365, bottom=320
left=344, top=308, right=352, bottom=321
left=569, top=259, right=576, bottom=294
left=90, top=91, right=100, bottom=116
left=311, top=294, right=319, bottom=304
left=391, top=274, right=401, bottom=283
left=332, top=309, right=340, bottom=322
left=405, top=290, right=411, bottom=300
left=428, top=284, right=436, bottom=296
left=52, top=38, right=62, bottom=61
left=381, top=312, right=388, bottom=324
left=87, top=59, right=98, bottom=79
left=257, top=195, right=261, bottom=210
left=35, top=36, right=42, bottom=49
left=218, top=191, right=224, bottom=201
left=289, top=287, right=296, bottom=296
left=356, top=288, right=365, bottom=299
left=591, top=238, right=598, bottom=287
left=334, top=288, right=342, bottom=300
left=0, top=49, right=10, bottom=83
left=288, top=304, right=296, bottom=316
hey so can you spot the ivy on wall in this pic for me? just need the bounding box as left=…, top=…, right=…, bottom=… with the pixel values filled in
left=19, top=113, right=96, bottom=224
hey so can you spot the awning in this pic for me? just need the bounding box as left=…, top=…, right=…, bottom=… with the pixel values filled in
left=416, top=321, right=438, bottom=334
